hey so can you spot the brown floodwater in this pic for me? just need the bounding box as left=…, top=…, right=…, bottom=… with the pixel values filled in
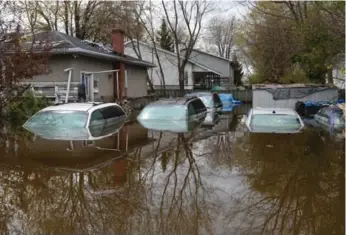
left=0, top=105, right=344, bottom=235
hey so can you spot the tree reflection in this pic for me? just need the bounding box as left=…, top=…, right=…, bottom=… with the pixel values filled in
left=149, top=133, right=216, bottom=235
left=230, top=130, right=345, bottom=235
left=0, top=121, right=344, bottom=235
left=0, top=129, right=220, bottom=235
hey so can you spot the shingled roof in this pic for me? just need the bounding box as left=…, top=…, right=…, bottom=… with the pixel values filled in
left=23, top=31, right=155, bottom=68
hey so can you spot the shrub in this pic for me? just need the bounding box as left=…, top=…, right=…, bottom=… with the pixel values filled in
left=8, top=92, right=50, bottom=126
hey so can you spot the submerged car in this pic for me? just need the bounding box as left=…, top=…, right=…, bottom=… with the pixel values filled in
left=184, top=92, right=223, bottom=112
left=23, top=102, right=126, bottom=140
left=314, top=106, right=345, bottom=132
left=245, top=108, right=304, bottom=133
left=137, top=97, right=207, bottom=132
left=138, top=118, right=204, bottom=133
left=138, top=97, right=207, bottom=121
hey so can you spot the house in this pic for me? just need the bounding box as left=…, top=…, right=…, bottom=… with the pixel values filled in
left=181, top=48, right=235, bottom=89
left=20, top=30, right=155, bottom=102
left=124, top=40, right=235, bottom=90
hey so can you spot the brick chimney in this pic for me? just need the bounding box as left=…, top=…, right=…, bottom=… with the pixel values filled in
left=111, top=28, right=125, bottom=55
left=111, top=28, right=125, bottom=100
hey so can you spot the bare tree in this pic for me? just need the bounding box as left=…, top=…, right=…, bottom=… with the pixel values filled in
left=17, top=1, right=60, bottom=32
left=207, top=16, right=237, bottom=60
left=0, top=4, right=51, bottom=113
left=133, top=1, right=168, bottom=93
left=116, top=1, right=156, bottom=92
left=162, top=0, right=213, bottom=91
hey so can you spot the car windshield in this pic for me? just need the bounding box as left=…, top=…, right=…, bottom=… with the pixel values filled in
left=24, top=110, right=88, bottom=129
left=199, top=96, right=213, bottom=108
left=250, top=114, right=302, bottom=132
left=331, top=110, right=345, bottom=125
left=138, top=105, right=186, bottom=120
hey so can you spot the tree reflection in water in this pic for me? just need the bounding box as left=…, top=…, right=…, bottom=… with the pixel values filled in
left=0, top=123, right=344, bottom=235
left=0, top=129, right=219, bottom=235
left=229, top=129, right=345, bottom=235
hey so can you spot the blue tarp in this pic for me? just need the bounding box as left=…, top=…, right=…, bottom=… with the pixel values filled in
left=304, top=99, right=345, bottom=107
left=218, top=93, right=243, bottom=105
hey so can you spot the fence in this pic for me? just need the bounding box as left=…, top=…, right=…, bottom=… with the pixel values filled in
left=150, top=89, right=253, bottom=103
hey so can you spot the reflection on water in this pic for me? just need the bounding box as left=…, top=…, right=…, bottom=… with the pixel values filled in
left=0, top=107, right=344, bottom=235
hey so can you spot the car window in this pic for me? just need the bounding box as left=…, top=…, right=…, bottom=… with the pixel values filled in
left=331, top=110, right=345, bottom=125
left=199, top=96, right=213, bottom=108
left=90, top=110, right=105, bottom=126
left=138, top=105, right=187, bottom=120
left=213, top=94, right=222, bottom=107
left=319, top=108, right=329, bottom=118
left=188, top=103, right=196, bottom=116
left=101, top=106, right=125, bottom=119
left=191, top=98, right=207, bottom=113
left=25, top=110, right=88, bottom=129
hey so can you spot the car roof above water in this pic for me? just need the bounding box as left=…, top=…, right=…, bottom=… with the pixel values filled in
left=149, top=97, right=197, bottom=106
left=252, top=107, right=298, bottom=115
left=41, top=102, right=120, bottom=113
left=185, top=92, right=213, bottom=97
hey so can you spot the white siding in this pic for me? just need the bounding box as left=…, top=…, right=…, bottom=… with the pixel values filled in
left=125, top=43, right=194, bottom=88
left=187, top=50, right=231, bottom=77
left=192, top=64, right=209, bottom=72
left=126, top=65, right=147, bottom=97
left=253, top=89, right=339, bottom=109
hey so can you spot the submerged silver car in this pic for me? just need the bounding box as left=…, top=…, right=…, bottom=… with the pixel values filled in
left=137, top=97, right=207, bottom=132
left=23, top=102, right=126, bottom=140
left=245, top=108, right=304, bottom=133
left=314, top=106, right=345, bottom=131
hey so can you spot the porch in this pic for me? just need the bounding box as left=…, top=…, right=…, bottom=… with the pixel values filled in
left=192, top=72, right=231, bottom=90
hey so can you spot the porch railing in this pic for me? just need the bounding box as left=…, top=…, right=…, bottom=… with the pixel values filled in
left=20, top=81, right=79, bottom=103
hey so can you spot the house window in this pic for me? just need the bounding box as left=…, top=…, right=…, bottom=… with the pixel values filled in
left=184, top=71, right=188, bottom=85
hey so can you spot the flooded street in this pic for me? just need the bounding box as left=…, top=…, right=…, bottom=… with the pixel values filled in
left=0, top=105, right=344, bottom=235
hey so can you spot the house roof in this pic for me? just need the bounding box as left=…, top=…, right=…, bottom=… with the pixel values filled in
left=124, top=40, right=222, bottom=75
left=181, top=48, right=232, bottom=63
left=23, top=31, right=155, bottom=68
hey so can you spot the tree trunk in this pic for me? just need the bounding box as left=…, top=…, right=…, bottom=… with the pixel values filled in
left=327, top=69, right=334, bottom=84
left=178, top=70, right=185, bottom=93
left=74, top=1, right=81, bottom=39
left=146, top=71, right=155, bottom=93
left=64, top=1, right=69, bottom=35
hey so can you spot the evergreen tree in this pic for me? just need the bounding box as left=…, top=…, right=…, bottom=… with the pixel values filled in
left=157, top=18, right=174, bottom=52
left=231, top=54, right=244, bottom=87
